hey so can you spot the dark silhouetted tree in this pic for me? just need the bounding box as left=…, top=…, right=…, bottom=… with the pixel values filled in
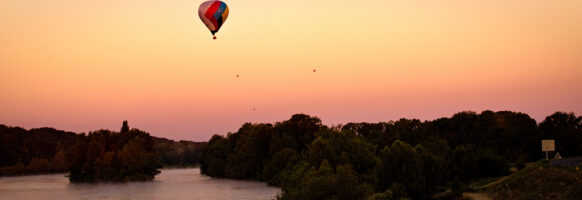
left=121, top=120, right=129, bottom=133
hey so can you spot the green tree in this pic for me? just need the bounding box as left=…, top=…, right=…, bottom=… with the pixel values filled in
left=121, top=120, right=129, bottom=133
left=540, top=112, right=582, bottom=157
left=450, top=145, right=476, bottom=181
left=200, top=135, right=229, bottom=177
left=50, top=148, right=67, bottom=172
left=278, top=160, right=373, bottom=200
left=117, top=136, right=161, bottom=181
left=67, top=129, right=161, bottom=182
left=26, top=158, right=50, bottom=173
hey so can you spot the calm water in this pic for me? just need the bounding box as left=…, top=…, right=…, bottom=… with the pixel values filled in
left=0, top=168, right=280, bottom=200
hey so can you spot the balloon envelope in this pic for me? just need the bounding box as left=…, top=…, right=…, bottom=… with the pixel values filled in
left=198, top=0, right=229, bottom=36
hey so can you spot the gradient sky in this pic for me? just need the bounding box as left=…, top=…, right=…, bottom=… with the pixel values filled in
left=1, top=0, right=581, bottom=141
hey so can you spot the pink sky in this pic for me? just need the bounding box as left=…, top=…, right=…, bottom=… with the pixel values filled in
left=1, top=0, right=581, bottom=141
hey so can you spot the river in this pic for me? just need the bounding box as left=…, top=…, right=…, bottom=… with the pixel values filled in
left=0, top=168, right=280, bottom=200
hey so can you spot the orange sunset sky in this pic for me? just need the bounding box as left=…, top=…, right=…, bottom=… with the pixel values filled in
left=1, top=0, right=581, bottom=141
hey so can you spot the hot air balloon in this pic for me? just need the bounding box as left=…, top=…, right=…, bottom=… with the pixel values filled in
left=198, top=0, right=229, bottom=40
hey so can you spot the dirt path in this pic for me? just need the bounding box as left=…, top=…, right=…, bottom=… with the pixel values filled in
left=463, top=173, right=513, bottom=200
left=474, top=175, right=510, bottom=190
left=463, top=192, right=493, bottom=200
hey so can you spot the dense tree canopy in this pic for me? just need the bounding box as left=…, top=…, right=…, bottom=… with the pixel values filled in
left=67, top=129, right=162, bottom=182
left=200, top=111, right=582, bottom=200
left=0, top=126, right=78, bottom=175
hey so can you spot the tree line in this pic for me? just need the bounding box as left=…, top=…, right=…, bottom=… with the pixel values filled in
left=199, top=111, right=582, bottom=200
left=0, top=121, right=206, bottom=182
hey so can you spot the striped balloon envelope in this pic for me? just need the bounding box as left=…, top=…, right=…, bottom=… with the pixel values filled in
left=198, top=0, right=229, bottom=40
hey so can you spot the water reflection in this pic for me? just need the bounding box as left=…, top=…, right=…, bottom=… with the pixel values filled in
left=0, top=168, right=280, bottom=200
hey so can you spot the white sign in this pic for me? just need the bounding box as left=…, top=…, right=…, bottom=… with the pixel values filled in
left=542, top=140, right=555, bottom=151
